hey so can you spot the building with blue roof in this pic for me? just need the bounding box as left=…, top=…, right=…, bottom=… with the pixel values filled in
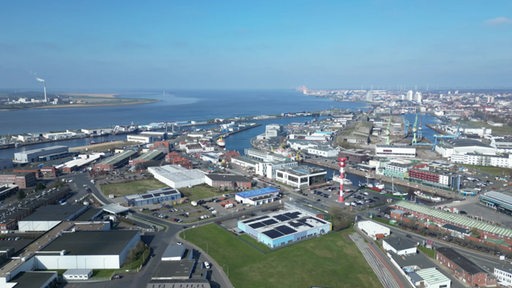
left=235, top=187, right=280, bottom=206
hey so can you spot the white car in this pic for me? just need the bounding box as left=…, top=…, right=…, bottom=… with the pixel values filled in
left=203, top=261, right=211, bottom=269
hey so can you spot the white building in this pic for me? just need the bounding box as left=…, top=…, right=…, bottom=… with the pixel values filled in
left=382, top=236, right=417, bottom=256
left=357, top=220, right=390, bottom=240
left=148, top=165, right=205, bottom=188
left=265, top=124, right=282, bottom=138
left=63, top=269, right=93, bottom=281
left=375, top=145, right=416, bottom=158
left=18, top=205, right=89, bottom=232
left=127, top=134, right=157, bottom=144
left=414, top=267, right=451, bottom=288
left=235, top=187, right=280, bottom=206
left=306, top=146, right=338, bottom=158
left=435, top=139, right=495, bottom=159
left=35, top=230, right=140, bottom=270
left=451, top=153, right=512, bottom=168
left=495, top=265, right=512, bottom=287
left=13, top=145, right=69, bottom=164
left=275, top=166, right=326, bottom=189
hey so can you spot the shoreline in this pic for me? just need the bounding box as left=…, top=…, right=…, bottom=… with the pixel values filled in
left=33, top=98, right=158, bottom=109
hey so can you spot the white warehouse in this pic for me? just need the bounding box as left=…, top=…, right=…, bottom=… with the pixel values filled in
left=148, top=165, right=205, bottom=188
left=357, top=220, right=391, bottom=240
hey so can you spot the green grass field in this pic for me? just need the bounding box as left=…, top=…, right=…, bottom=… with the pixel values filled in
left=100, top=179, right=165, bottom=197
left=179, top=184, right=225, bottom=201
left=182, top=224, right=381, bottom=288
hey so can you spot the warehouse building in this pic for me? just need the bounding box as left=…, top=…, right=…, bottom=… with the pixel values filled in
left=161, top=244, right=186, bottom=261
left=411, top=268, right=451, bottom=288
left=93, top=150, right=137, bottom=172
left=357, top=220, right=391, bottom=240
left=127, top=134, right=158, bottom=144
left=13, top=145, right=69, bottom=164
left=129, top=150, right=163, bottom=167
left=375, top=145, right=416, bottom=158
left=479, top=191, right=512, bottom=215
left=205, top=174, right=252, bottom=190
left=18, top=204, right=89, bottom=232
left=56, top=153, right=104, bottom=173
left=36, top=230, right=140, bottom=270
left=125, top=187, right=181, bottom=207
left=274, top=166, right=326, bottom=189
left=235, top=187, right=280, bottom=206
left=382, top=236, right=417, bottom=256
left=148, top=165, right=205, bottom=188
left=238, top=208, right=331, bottom=248
left=7, top=271, right=58, bottom=288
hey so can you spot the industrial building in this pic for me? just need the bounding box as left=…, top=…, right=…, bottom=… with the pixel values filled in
left=204, top=174, right=252, bottom=190
left=375, top=145, right=416, bottom=158
left=13, top=145, right=69, bottom=164
left=235, top=187, right=280, bottom=206
left=274, top=166, right=326, bottom=189
left=148, top=165, right=205, bottom=188
left=306, top=145, right=338, bottom=158
left=494, top=265, right=512, bottom=287
left=55, top=153, right=104, bottom=173
left=127, top=134, right=159, bottom=144
left=93, top=150, right=137, bottom=172
left=18, top=204, right=89, bottom=232
left=7, top=271, right=58, bottom=288
left=125, top=187, right=181, bottom=207
left=0, top=172, right=36, bottom=189
left=230, top=156, right=258, bottom=170
left=161, top=244, right=186, bottom=261
left=129, top=150, right=163, bottom=166
left=479, top=191, right=512, bottom=215
left=237, top=208, right=331, bottom=248
left=435, top=138, right=495, bottom=159
left=412, top=268, right=451, bottom=288
left=36, top=230, right=140, bottom=270
left=356, top=220, right=391, bottom=240
left=382, top=236, right=417, bottom=256
left=436, top=247, right=496, bottom=287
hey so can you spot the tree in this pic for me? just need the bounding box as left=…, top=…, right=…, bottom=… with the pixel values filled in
left=16, top=190, right=26, bottom=200
left=329, top=205, right=355, bottom=231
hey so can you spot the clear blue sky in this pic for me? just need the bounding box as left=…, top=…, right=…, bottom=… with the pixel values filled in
left=1, top=0, right=511, bottom=90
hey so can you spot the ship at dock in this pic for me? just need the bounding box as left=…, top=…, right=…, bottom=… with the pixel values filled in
left=414, top=190, right=443, bottom=203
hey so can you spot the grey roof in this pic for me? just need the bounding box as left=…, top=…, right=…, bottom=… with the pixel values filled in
left=75, top=207, right=102, bottom=221
left=98, top=150, right=137, bottom=165
left=41, top=230, right=139, bottom=255
left=162, top=244, right=186, bottom=260
left=152, top=259, right=195, bottom=280
left=388, top=251, right=432, bottom=269
left=21, top=205, right=88, bottom=221
left=102, top=203, right=130, bottom=215
left=449, top=138, right=491, bottom=148
left=206, top=173, right=251, bottom=182
left=384, top=236, right=417, bottom=251
left=442, top=223, right=470, bottom=234
left=9, top=271, right=57, bottom=288
left=437, top=247, right=485, bottom=275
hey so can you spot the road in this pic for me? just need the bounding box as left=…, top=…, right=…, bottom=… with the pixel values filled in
left=64, top=172, right=233, bottom=288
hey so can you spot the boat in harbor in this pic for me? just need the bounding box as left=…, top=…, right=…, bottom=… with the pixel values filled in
left=216, top=137, right=226, bottom=148
left=367, top=183, right=385, bottom=192
left=414, top=190, right=443, bottom=202
left=332, top=175, right=352, bottom=185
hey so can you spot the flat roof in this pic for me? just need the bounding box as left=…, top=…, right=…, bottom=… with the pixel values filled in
left=9, top=271, right=57, bottom=288
left=277, top=165, right=326, bottom=177
left=102, top=203, right=130, bottom=215
left=416, top=267, right=450, bottom=285
left=384, top=236, right=417, bottom=251
left=436, top=247, right=485, bottom=275
left=162, top=244, right=186, bottom=260
left=147, top=279, right=211, bottom=288
left=41, top=230, right=139, bottom=255
left=240, top=208, right=330, bottom=241
left=63, top=269, right=92, bottom=275
left=21, top=205, right=87, bottom=221
left=236, top=187, right=279, bottom=199
left=206, top=173, right=251, bottom=182
left=152, top=260, right=195, bottom=280
left=149, top=165, right=205, bottom=183
left=75, top=207, right=102, bottom=221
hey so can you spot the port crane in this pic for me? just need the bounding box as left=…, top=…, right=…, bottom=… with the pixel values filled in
left=432, top=125, right=461, bottom=150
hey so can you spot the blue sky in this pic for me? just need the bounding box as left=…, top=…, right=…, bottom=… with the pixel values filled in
left=0, top=1, right=511, bottom=90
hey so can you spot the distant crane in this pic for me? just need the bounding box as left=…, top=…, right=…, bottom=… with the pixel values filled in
left=385, top=116, right=392, bottom=145
left=403, top=116, right=410, bottom=137
left=432, top=125, right=461, bottom=150
left=411, top=113, right=418, bottom=144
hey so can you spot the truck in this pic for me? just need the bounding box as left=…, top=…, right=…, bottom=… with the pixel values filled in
left=190, top=201, right=198, bottom=207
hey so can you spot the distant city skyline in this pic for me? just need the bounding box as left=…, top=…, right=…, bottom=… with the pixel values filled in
left=0, top=1, right=511, bottom=90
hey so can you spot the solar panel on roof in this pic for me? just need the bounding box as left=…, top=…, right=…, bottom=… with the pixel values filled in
left=262, top=219, right=277, bottom=226
left=285, top=212, right=301, bottom=219
left=249, top=222, right=265, bottom=229
left=289, top=221, right=304, bottom=228
left=243, top=216, right=268, bottom=224
left=263, top=229, right=283, bottom=239
left=275, top=225, right=296, bottom=235
left=141, top=194, right=153, bottom=199
left=298, top=218, right=313, bottom=227
left=274, top=214, right=290, bottom=222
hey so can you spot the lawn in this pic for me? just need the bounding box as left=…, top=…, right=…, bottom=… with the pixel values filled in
left=182, top=224, right=381, bottom=288
left=462, top=165, right=512, bottom=177
left=179, top=184, right=226, bottom=201
left=100, top=179, right=165, bottom=197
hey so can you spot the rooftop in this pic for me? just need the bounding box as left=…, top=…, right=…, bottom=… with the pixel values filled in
left=236, top=187, right=279, bottom=199
left=206, top=173, right=251, bottom=182
left=98, top=150, right=137, bottom=165
left=41, top=230, right=139, bottom=255
left=9, top=271, right=57, bottom=288
left=152, top=259, right=195, bottom=280
left=21, top=205, right=88, bottom=221
left=415, top=267, right=450, bottom=285
left=132, top=150, right=163, bottom=161
left=437, top=247, right=485, bottom=275
left=161, top=244, right=186, bottom=261
left=384, top=236, right=417, bottom=251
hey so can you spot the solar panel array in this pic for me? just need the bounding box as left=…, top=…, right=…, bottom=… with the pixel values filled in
left=262, top=225, right=298, bottom=239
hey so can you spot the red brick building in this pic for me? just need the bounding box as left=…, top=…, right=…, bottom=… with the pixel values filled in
left=0, top=172, right=37, bottom=189
left=436, top=247, right=496, bottom=287
left=204, top=174, right=252, bottom=190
